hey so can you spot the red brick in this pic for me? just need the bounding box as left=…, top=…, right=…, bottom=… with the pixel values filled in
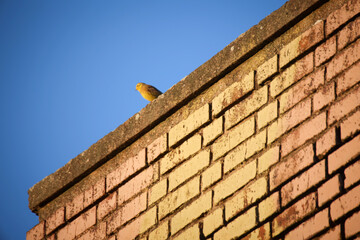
left=257, top=54, right=278, bottom=84
left=106, top=148, right=146, bottom=192
left=281, top=112, right=326, bottom=156
left=345, top=210, right=360, bottom=238
left=279, top=68, right=324, bottom=113
left=77, top=222, right=106, bottom=240
left=315, top=36, right=336, bottom=66
left=338, top=17, right=360, bottom=50
left=316, top=225, right=341, bottom=240
left=328, top=134, right=360, bottom=174
left=337, top=60, right=360, bottom=95
left=316, top=127, right=336, bottom=157
left=341, top=109, right=360, bottom=140
left=327, top=38, right=360, bottom=80
left=318, top=174, right=340, bottom=206
left=66, top=193, right=84, bottom=220
left=26, top=221, right=44, bottom=240
left=326, top=0, right=360, bottom=35
left=98, top=192, right=117, bottom=220
left=281, top=160, right=325, bottom=206
left=242, top=223, right=271, bottom=240
left=345, top=160, right=360, bottom=188
left=118, top=164, right=157, bottom=205
left=272, top=192, right=316, bottom=237
left=46, top=207, right=65, bottom=235
left=270, top=144, right=313, bottom=190
left=313, top=82, right=335, bottom=112
left=148, top=134, right=167, bottom=163
left=330, top=184, right=360, bottom=220
left=84, top=178, right=105, bottom=208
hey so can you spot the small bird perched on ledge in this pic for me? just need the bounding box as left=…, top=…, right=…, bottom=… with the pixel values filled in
left=136, top=83, right=162, bottom=101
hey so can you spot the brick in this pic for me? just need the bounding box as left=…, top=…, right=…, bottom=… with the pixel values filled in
left=107, top=193, right=147, bottom=234
left=203, top=116, right=223, bottom=146
left=345, top=160, right=360, bottom=188
left=313, top=82, right=335, bottom=112
left=270, top=144, right=313, bottom=190
left=267, top=98, right=311, bottom=144
left=212, top=71, right=254, bottom=117
left=169, top=149, right=210, bottom=191
left=258, top=145, right=280, bottom=173
left=212, top=116, right=255, bottom=161
left=77, top=222, right=106, bottom=240
left=214, top=207, right=256, bottom=240
left=326, top=0, right=360, bottom=35
left=315, top=36, right=336, bottom=66
left=201, top=161, right=222, bottom=190
left=225, top=177, right=267, bottom=220
left=259, top=192, right=280, bottom=222
left=338, top=17, right=360, bottom=50
left=169, top=104, right=210, bottom=147
left=341, top=109, right=360, bottom=140
left=280, top=21, right=323, bottom=68
left=97, top=191, right=117, bottom=220
left=282, top=160, right=325, bottom=206
left=117, top=207, right=157, bottom=240
left=160, top=134, right=201, bottom=174
left=337, top=61, right=360, bottom=95
left=149, top=221, right=168, bottom=240
left=84, top=178, right=105, bottom=208
left=272, top=192, right=316, bottom=236
left=148, top=134, right=167, bottom=163
left=281, top=112, right=327, bottom=156
left=106, top=148, right=146, bottom=192
left=316, top=127, right=336, bottom=157
left=158, top=177, right=200, bottom=219
left=118, top=164, right=158, bottom=204
left=58, top=207, right=96, bottom=240
left=66, top=193, right=84, bottom=220
left=242, top=223, right=271, bottom=240
left=285, top=209, right=329, bottom=240
left=213, top=160, right=256, bottom=204
left=279, top=68, right=324, bottom=113
left=46, top=207, right=65, bottom=235
left=203, top=208, right=223, bottom=236
left=327, top=38, right=360, bottom=80
left=318, top=175, right=340, bottom=206
left=316, top=225, right=341, bottom=240
left=257, top=101, right=278, bottom=129
left=345, top=210, right=360, bottom=238
left=271, top=53, right=314, bottom=97
left=26, top=221, right=44, bottom=240
left=257, top=55, right=278, bottom=84
left=46, top=234, right=55, bottom=240
left=148, top=178, right=167, bottom=205
left=171, top=191, right=212, bottom=234
left=328, top=134, right=360, bottom=174
left=224, top=130, right=266, bottom=173
left=225, top=86, right=267, bottom=129
left=173, top=225, right=199, bottom=240
left=331, top=184, right=360, bottom=220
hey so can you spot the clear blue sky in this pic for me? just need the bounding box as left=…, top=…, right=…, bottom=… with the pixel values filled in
left=0, top=1, right=287, bottom=239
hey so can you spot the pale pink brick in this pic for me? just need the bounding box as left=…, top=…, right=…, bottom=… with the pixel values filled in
left=66, top=193, right=84, bottom=220
left=148, top=134, right=167, bottom=163
left=326, top=0, right=360, bottom=35
left=330, top=184, right=360, bottom=221
left=257, top=54, right=278, bottom=84
left=345, top=160, right=360, bottom=188
left=84, top=178, right=106, bottom=208
left=318, top=174, right=340, bottom=206
left=203, top=116, right=223, bottom=146
left=26, top=222, right=44, bottom=240
left=313, top=82, right=335, bottom=112
left=339, top=17, right=360, bottom=50
left=345, top=210, right=360, bottom=238
left=316, top=127, right=336, bottom=157
left=328, top=134, right=360, bottom=174
left=98, top=191, right=117, bottom=220
left=316, top=225, right=341, bottom=240
left=341, top=109, right=360, bottom=140
left=77, top=222, right=106, bottom=240
left=46, top=207, right=65, bottom=235
left=257, top=100, right=278, bottom=129
left=315, top=36, right=336, bottom=66
left=337, top=60, right=360, bottom=95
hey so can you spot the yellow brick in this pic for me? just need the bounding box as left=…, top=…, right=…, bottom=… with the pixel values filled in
left=169, top=104, right=210, bottom=147
left=243, top=223, right=271, bottom=240
left=171, top=191, right=212, bottom=234
left=225, top=86, right=268, bottom=129
left=149, top=221, right=168, bottom=240
left=225, top=177, right=267, bottom=220
left=203, top=116, right=223, bottom=146
left=160, top=134, right=201, bottom=174
left=158, top=177, right=199, bottom=219
left=203, top=208, right=223, bottom=236
left=169, top=150, right=210, bottom=191
left=201, top=161, right=222, bottom=190
left=148, top=179, right=167, bottom=205
left=212, top=71, right=254, bottom=117
left=257, top=101, right=278, bottom=129
left=259, top=192, right=280, bottom=221
left=214, top=207, right=256, bottom=240
left=258, top=145, right=280, bottom=173
left=257, top=55, right=278, bottom=84
left=173, top=225, right=199, bottom=240
left=213, top=160, right=256, bottom=204
left=212, top=116, right=255, bottom=161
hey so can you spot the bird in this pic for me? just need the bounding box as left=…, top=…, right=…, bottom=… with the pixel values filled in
left=136, top=83, right=162, bottom=101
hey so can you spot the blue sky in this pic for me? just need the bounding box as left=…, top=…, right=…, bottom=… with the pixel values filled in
left=0, top=1, right=287, bottom=239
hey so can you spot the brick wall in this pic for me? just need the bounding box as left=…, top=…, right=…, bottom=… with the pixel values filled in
left=27, top=0, right=360, bottom=239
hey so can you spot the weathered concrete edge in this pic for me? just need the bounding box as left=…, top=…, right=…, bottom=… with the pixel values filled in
left=28, top=0, right=326, bottom=212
